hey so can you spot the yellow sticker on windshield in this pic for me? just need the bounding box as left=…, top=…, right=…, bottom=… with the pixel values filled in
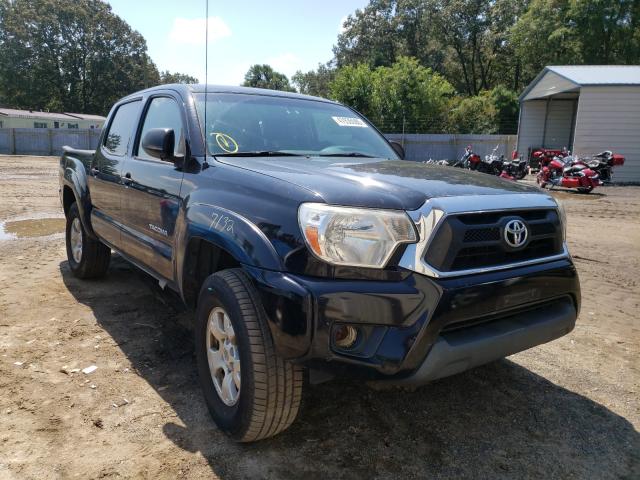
left=212, top=132, right=238, bottom=153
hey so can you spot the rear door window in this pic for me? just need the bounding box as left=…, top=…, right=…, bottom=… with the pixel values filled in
left=103, top=100, right=141, bottom=156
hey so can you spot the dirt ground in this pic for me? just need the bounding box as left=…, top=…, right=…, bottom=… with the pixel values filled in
left=0, top=155, right=638, bottom=480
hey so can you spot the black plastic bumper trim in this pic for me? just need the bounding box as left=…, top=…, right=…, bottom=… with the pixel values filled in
left=376, top=297, right=576, bottom=386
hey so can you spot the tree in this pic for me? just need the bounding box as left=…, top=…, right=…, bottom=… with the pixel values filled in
left=330, top=63, right=376, bottom=120
left=160, top=71, right=199, bottom=85
left=489, top=85, right=519, bottom=134
left=370, top=57, right=454, bottom=133
left=511, top=0, right=640, bottom=83
left=447, top=93, right=497, bottom=134
left=333, top=1, right=400, bottom=68
left=333, top=0, right=530, bottom=94
left=242, top=64, right=294, bottom=92
left=0, top=0, right=160, bottom=115
left=330, top=57, right=454, bottom=133
left=292, top=63, right=335, bottom=98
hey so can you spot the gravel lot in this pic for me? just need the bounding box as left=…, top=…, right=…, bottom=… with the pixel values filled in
left=0, top=155, right=638, bottom=479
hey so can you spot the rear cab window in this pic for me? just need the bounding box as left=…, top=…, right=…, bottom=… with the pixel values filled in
left=103, top=100, right=141, bottom=156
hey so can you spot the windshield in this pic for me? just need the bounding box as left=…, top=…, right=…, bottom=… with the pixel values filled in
left=194, top=93, right=397, bottom=159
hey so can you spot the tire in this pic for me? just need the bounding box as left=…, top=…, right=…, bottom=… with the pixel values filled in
left=578, top=187, right=593, bottom=194
left=65, top=202, right=111, bottom=279
left=195, top=268, right=303, bottom=442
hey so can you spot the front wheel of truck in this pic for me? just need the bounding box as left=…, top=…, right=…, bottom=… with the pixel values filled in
left=195, top=268, right=303, bottom=442
left=65, top=202, right=111, bottom=279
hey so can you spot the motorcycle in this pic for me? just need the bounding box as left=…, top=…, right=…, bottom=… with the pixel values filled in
left=473, top=145, right=504, bottom=175
left=531, top=147, right=569, bottom=170
left=500, top=153, right=529, bottom=181
left=537, top=154, right=601, bottom=193
left=424, top=158, right=451, bottom=166
left=452, top=145, right=480, bottom=168
left=585, top=151, right=625, bottom=183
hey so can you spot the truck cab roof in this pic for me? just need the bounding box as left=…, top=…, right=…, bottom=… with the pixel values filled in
left=122, top=83, right=338, bottom=104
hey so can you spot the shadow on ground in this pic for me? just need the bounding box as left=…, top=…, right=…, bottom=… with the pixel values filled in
left=60, top=256, right=639, bottom=479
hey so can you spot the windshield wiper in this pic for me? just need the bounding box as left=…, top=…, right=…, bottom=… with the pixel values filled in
left=215, top=151, right=305, bottom=157
left=318, top=152, right=375, bottom=158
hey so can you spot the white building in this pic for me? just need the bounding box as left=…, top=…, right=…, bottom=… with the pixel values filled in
left=517, top=65, right=640, bottom=183
left=0, top=108, right=105, bottom=129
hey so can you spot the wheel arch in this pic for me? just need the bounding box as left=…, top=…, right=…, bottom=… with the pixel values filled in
left=177, top=202, right=283, bottom=308
left=61, top=156, right=96, bottom=239
left=181, top=236, right=242, bottom=308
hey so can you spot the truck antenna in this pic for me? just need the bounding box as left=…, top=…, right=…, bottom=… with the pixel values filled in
left=203, top=0, right=210, bottom=169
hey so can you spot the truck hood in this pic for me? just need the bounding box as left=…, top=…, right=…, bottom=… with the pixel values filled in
left=218, top=156, right=540, bottom=211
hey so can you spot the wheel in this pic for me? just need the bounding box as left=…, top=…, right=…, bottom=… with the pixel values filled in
left=577, top=187, right=593, bottom=194
left=195, top=268, right=303, bottom=442
left=65, top=202, right=111, bottom=278
left=536, top=173, right=547, bottom=188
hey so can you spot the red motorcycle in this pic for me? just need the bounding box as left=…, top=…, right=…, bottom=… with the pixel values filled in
left=531, top=147, right=569, bottom=170
left=537, top=155, right=601, bottom=193
left=453, top=145, right=481, bottom=169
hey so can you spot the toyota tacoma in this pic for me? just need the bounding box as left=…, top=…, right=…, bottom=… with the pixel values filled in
left=59, top=85, right=580, bottom=442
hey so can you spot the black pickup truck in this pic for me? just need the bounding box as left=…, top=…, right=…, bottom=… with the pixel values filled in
left=59, top=85, right=580, bottom=442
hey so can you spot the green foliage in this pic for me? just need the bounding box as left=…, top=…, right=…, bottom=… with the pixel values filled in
left=446, top=87, right=520, bottom=134
left=242, top=65, right=294, bottom=92
left=511, top=0, right=640, bottom=82
left=334, top=0, right=639, bottom=96
left=0, top=0, right=160, bottom=115
left=447, top=93, right=498, bottom=134
left=160, top=71, right=199, bottom=85
left=370, top=57, right=454, bottom=133
left=489, top=86, right=519, bottom=134
left=330, top=64, right=375, bottom=116
left=291, top=63, right=336, bottom=98
left=334, top=0, right=529, bottom=95
left=330, top=57, right=454, bottom=133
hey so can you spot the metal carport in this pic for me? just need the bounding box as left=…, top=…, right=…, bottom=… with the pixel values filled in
left=517, top=65, right=640, bottom=182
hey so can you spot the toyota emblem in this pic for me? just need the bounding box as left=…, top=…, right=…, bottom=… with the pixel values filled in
left=504, top=219, right=528, bottom=248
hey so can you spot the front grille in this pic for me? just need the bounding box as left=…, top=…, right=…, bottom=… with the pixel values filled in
left=463, top=227, right=500, bottom=243
left=424, top=209, right=563, bottom=273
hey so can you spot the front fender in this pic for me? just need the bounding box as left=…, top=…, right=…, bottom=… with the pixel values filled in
left=175, top=202, right=284, bottom=291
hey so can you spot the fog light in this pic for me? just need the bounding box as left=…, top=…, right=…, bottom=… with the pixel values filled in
left=333, top=325, right=358, bottom=349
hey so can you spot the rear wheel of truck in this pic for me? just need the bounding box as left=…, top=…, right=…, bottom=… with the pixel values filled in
left=65, top=202, right=111, bottom=279
left=195, top=268, right=303, bottom=442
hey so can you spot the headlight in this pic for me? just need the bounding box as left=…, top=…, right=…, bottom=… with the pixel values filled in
left=298, top=203, right=417, bottom=268
left=555, top=199, right=567, bottom=242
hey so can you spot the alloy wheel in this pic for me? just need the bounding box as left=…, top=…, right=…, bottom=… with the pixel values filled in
left=206, top=306, right=241, bottom=406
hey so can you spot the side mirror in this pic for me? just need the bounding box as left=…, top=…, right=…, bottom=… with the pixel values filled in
left=389, top=141, right=405, bottom=160
left=142, top=128, right=175, bottom=161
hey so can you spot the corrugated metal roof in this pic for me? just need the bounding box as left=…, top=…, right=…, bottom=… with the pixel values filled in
left=65, top=113, right=106, bottom=121
left=0, top=108, right=105, bottom=121
left=547, top=65, right=640, bottom=85
left=520, top=65, right=640, bottom=101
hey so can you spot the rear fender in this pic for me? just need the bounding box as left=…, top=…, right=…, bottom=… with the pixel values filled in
left=62, top=156, right=96, bottom=239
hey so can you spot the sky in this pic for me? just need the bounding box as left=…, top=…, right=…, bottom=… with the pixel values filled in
left=106, top=0, right=368, bottom=86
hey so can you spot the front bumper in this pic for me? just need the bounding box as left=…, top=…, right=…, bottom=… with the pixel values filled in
left=244, top=258, right=580, bottom=384
left=382, top=296, right=575, bottom=386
